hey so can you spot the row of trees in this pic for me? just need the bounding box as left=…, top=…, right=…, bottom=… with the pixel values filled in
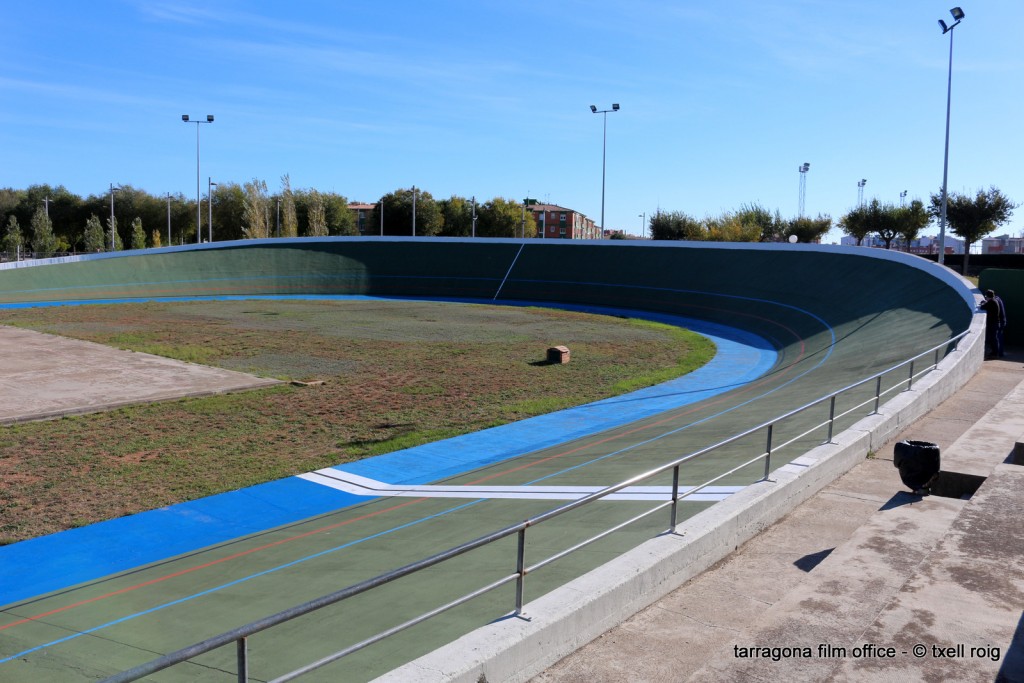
left=0, top=178, right=361, bottom=258
left=648, top=204, right=833, bottom=243
left=0, top=181, right=549, bottom=258
left=2, top=180, right=1015, bottom=260
left=838, top=187, right=1016, bottom=270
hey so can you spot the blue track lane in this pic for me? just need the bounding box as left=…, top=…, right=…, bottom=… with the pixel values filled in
left=0, top=298, right=777, bottom=607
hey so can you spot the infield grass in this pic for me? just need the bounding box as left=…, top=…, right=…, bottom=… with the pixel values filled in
left=0, top=299, right=715, bottom=543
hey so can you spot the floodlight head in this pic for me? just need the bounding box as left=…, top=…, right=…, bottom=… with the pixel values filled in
left=612, top=103, right=620, bottom=111
left=950, top=7, right=964, bottom=21
left=182, top=114, right=189, bottom=122
left=938, top=18, right=949, bottom=32
left=590, top=105, right=598, bottom=113
left=207, top=115, right=214, bottom=122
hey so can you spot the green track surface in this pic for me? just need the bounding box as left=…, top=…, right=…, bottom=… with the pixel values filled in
left=0, top=239, right=974, bottom=682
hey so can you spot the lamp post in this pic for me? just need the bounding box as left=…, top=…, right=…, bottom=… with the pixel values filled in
left=590, top=103, right=620, bottom=238
left=471, top=196, right=477, bottom=238
left=937, top=7, right=965, bottom=265
left=109, top=183, right=122, bottom=250
left=798, top=163, right=810, bottom=216
left=900, top=190, right=908, bottom=207
left=639, top=212, right=646, bottom=239
left=412, top=186, right=417, bottom=236
left=207, top=178, right=217, bottom=242
left=181, top=114, right=214, bottom=244
left=857, top=179, right=867, bottom=206
left=166, top=193, right=172, bottom=245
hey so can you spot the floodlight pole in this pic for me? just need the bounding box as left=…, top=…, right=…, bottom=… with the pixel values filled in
left=208, top=178, right=217, bottom=242
left=590, top=103, right=620, bottom=239
left=937, top=8, right=964, bottom=266
left=109, top=183, right=121, bottom=250
left=798, top=163, right=810, bottom=216
left=182, top=115, right=214, bottom=244
left=471, top=196, right=477, bottom=238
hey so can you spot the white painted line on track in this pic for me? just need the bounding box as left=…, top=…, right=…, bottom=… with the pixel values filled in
left=298, top=469, right=744, bottom=502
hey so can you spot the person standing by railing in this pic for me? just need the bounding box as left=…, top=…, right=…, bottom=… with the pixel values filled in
left=978, top=289, right=1008, bottom=358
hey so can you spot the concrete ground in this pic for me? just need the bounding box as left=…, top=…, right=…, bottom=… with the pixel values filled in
left=532, top=350, right=1024, bottom=683
left=0, top=326, right=280, bottom=424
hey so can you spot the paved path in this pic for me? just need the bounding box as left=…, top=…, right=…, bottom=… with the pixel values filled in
left=0, top=326, right=280, bottom=424
left=533, top=351, right=1024, bottom=682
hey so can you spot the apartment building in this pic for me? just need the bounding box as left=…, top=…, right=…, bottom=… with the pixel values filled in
left=527, top=204, right=599, bottom=240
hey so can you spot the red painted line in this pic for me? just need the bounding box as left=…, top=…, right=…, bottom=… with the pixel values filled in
left=2, top=301, right=817, bottom=635
left=0, top=497, right=428, bottom=633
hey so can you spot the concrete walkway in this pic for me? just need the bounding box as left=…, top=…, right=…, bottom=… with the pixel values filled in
left=0, top=326, right=280, bottom=424
left=533, top=351, right=1024, bottom=683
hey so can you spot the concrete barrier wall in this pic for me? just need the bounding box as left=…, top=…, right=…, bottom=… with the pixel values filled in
left=375, top=292, right=986, bottom=683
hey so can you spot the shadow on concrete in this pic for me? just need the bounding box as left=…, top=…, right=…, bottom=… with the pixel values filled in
left=997, top=611, right=1024, bottom=681
left=792, top=548, right=834, bottom=573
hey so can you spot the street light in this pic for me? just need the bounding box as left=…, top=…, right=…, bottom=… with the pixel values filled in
left=900, top=190, right=908, bottom=207
left=207, top=178, right=218, bottom=242
left=639, top=212, right=645, bottom=239
left=798, top=163, right=810, bottom=216
left=937, top=7, right=965, bottom=265
left=471, top=196, right=478, bottom=238
left=181, top=114, right=214, bottom=244
left=109, top=183, right=122, bottom=250
left=590, top=103, right=620, bottom=238
left=857, top=179, right=867, bottom=206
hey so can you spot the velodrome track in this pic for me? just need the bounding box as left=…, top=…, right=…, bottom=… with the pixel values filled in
left=0, top=238, right=978, bottom=682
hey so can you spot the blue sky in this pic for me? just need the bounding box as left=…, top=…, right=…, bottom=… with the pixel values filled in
left=1, top=1, right=1021, bottom=242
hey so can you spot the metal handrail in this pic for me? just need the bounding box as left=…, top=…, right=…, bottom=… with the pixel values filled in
left=102, top=329, right=970, bottom=683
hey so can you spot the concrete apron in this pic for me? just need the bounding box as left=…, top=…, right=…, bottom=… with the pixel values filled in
left=374, top=308, right=988, bottom=683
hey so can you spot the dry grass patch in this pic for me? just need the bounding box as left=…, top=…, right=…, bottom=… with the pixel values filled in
left=0, top=299, right=714, bottom=542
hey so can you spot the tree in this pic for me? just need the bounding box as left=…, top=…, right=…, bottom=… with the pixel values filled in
left=839, top=204, right=871, bottom=246
left=706, top=212, right=762, bottom=242
left=30, top=207, right=58, bottom=257
left=649, top=210, right=705, bottom=241
left=930, top=187, right=1017, bottom=273
left=870, top=201, right=901, bottom=249
left=210, top=183, right=246, bottom=242
left=106, top=215, right=123, bottom=251
left=477, top=197, right=535, bottom=238
left=372, top=188, right=442, bottom=236
left=322, top=192, right=357, bottom=235
left=150, top=229, right=162, bottom=249
left=840, top=200, right=889, bottom=246
left=3, top=215, right=23, bottom=259
left=437, top=196, right=473, bottom=237
left=894, top=200, right=930, bottom=250
left=786, top=214, right=832, bottom=244
left=242, top=178, right=270, bottom=239
left=734, top=203, right=784, bottom=242
left=305, top=189, right=329, bottom=237
left=83, top=215, right=106, bottom=253
left=279, top=174, right=298, bottom=238
left=130, top=217, right=146, bottom=250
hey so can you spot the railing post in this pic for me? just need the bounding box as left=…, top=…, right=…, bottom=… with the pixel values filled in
left=907, top=360, right=915, bottom=390
left=669, top=465, right=680, bottom=533
left=826, top=396, right=836, bottom=443
left=514, top=528, right=527, bottom=615
left=873, top=376, right=882, bottom=414
left=934, top=347, right=941, bottom=369
left=237, top=637, right=248, bottom=683
left=763, top=424, right=773, bottom=481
